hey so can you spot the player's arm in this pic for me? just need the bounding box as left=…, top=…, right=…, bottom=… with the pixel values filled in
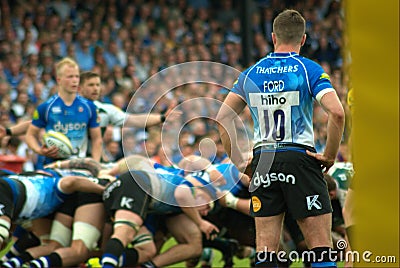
left=45, top=157, right=102, bottom=176
left=178, top=155, right=225, bottom=185
left=25, top=124, right=58, bottom=158
left=307, top=91, right=345, bottom=170
left=124, top=102, right=181, bottom=128
left=89, top=127, right=103, bottom=162
left=59, top=176, right=105, bottom=195
left=216, top=92, right=248, bottom=170
left=0, top=120, right=31, bottom=139
left=174, top=185, right=219, bottom=240
left=124, top=113, right=165, bottom=128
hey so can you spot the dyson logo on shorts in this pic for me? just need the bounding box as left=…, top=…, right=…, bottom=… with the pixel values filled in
left=252, top=171, right=296, bottom=188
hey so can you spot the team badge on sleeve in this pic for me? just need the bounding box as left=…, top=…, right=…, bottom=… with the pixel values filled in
left=232, top=78, right=238, bottom=86
left=33, top=109, right=39, bottom=120
left=319, top=73, right=330, bottom=81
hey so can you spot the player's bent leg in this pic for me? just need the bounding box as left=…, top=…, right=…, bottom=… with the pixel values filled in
left=131, top=226, right=156, bottom=264
left=0, top=216, right=11, bottom=251
left=14, top=214, right=72, bottom=268
left=30, top=218, right=53, bottom=246
left=53, top=202, right=105, bottom=266
left=151, top=214, right=203, bottom=267
left=101, top=210, right=143, bottom=268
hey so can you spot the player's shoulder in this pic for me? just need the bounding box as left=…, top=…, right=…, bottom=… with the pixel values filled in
left=35, top=94, right=60, bottom=112
left=76, top=95, right=97, bottom=108
left=40, top=94, right=59, bottom=106
left=95, top=100, right=121, bottom=111
left=296, top=55, right=323, bottom=70
left=76, top=95, right=93, bottom=104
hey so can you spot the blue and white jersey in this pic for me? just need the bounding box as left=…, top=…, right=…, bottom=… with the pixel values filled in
left=189, top=163, right=245, bottom=195
left=147, top=170, right=185, bottom=215
left=6, top=171, right=70, bottom=221
left=231, top=52, right=334, bottom=149
left=32, top=94, right=99, bottom=161
left=153, top=162, right=185, bottom=177
left=215, top=163, right=245, bottom=195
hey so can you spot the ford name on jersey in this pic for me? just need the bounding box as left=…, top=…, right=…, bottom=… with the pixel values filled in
left=263, top=80, right=285, bottom=92
left=53, top=121, right=88, bottom=134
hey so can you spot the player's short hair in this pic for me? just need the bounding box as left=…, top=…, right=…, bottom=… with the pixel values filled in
left=273, top=9, right=305, bottom=45
left=55, top=57, right=79, bottom=78
left=80, top=71, right=101, bottom=85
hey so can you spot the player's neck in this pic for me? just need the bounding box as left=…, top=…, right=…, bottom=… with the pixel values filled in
left=274, top=44, right=301, bottom=54
left=58, top=90, right=76, bottom=105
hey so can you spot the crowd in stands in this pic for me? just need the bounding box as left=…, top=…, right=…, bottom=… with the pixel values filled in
left=0, top=0, right=349, bottom=170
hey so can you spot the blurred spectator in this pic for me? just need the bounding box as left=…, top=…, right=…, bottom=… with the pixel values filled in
left=75, top=39, right=95, bottom=71
left=0, top=0, right=349, bottom=169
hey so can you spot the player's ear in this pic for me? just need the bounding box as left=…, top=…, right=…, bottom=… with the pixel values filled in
left=300, top=34, right=306, bottom=46
left=271, top=32, right=277, bottom=46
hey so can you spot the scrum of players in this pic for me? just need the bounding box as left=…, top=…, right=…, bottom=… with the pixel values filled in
left=0, top=58, right=354, bottom=267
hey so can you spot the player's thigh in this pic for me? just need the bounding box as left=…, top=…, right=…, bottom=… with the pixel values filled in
left=296, top=213, right=332, bottom=248
left=166, top=214, right=202, bottom=244
left=74, top=202, right=105, bottom=230
left=254, top=214, right=284, bottom=252
left=49, top=213, right=73, bottom=248
left=31, top=217, right=57, bottom=242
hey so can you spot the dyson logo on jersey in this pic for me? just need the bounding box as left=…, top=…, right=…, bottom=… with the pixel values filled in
left=252, top=171, right=296, bottom=188
left=263, top=80, right=285, bottom=92
left=53, top=122, right=87, bottom=134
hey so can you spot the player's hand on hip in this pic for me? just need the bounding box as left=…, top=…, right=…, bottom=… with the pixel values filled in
left=306, top=150, right=335, bottom=172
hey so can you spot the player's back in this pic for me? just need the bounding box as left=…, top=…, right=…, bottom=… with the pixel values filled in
left=6, top=171, right=69, bottom=221
left=232, top=52, right=333, bottom=149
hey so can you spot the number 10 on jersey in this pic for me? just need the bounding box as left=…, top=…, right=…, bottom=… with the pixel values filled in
left=249, top=91, right=299, bottom=142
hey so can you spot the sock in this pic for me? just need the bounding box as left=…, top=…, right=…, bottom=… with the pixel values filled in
left=346, top=225, right=354, bottom=245
left=2, top=252, right=33, bottom=268
left=29, top=253, right=62, bottom=268
left=12, top=226, right=27, bottom=240
left=255, top=251, right=278, bottom=267
left=203, top=238, right=238, bottom=266
left=5, top=232, right=40, bottom=260
left=310, top=247, right=336, bottom=268
left=120, top=248, right=139, bottom=267
left=101, top=238, right=125, bottom=268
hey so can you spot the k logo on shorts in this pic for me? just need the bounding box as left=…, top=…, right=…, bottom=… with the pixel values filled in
left=306, top=195, right=322, bottom=210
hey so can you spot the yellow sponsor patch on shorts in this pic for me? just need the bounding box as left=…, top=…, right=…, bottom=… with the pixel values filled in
left=252, top=196, right=262, bottom=212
